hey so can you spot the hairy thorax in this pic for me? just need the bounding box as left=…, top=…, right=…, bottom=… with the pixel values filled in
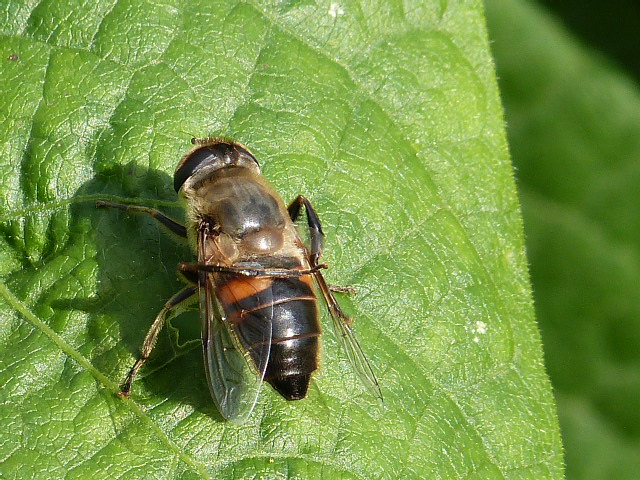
left=186, top=168, right=305, bottom=265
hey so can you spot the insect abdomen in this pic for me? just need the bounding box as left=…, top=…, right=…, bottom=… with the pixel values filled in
left=217, top=274, right=321, bottom=400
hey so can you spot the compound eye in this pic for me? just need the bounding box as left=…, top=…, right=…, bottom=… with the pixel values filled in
left=234, top=144, right=260, bottom=167
left=174, top=140, right=260, bottom=192
left=174, top=147, right=216, bottom=192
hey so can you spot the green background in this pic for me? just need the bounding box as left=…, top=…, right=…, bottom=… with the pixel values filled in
left=486, top=1, right=640, bottom=479
left=7, top=0, right=629, bottom=478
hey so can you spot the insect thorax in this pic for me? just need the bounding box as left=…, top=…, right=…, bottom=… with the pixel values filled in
left=185, top=167, right=303, bottom=259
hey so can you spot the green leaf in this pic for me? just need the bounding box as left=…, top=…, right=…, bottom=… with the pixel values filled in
left=0, top=0, right=562, bottom=478
left=486, top=0, right=640, bottom=479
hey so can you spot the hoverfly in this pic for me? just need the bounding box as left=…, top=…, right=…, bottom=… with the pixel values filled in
left=97, top=138, right=382, bottom=423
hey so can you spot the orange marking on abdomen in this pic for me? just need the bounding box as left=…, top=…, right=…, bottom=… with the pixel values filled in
left=217, top=277, right=273, bottom=305
left=298, top=273, right=314, bottom=289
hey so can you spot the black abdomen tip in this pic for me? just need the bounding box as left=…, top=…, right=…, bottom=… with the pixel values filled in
left=269, top=373, right=311, bottom=401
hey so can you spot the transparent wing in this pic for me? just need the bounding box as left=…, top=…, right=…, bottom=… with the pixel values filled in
left=314, top=271, right=383, bottom=401
left=198, top=230, right=273, bottom=424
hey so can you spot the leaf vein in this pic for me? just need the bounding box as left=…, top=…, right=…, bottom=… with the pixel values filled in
left=0, top=279, right=214, bottom=480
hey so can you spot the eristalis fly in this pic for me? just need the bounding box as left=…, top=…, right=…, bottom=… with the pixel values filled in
left=97, top=138, right=382, bottom=423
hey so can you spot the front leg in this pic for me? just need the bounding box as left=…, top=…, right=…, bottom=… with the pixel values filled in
left=288, top=195, right=324, bottom=266
left=96, top=201, right=187, bottom=238
left=288, top=195, right=354, bottom=295
left=178, top=262, right=327, bottom=278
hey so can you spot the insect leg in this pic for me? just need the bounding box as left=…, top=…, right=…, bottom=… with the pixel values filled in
left=289, top=198, right=381, bottom=398
left=287, top=195, right=324, bottom=265
left=327, top=284, right=356, bottom=295
left=178, top=262, right=327, bottom=277
left=314, top=270, right=383, bottom=400
left=288, top=196, right=355, bottom=294
left=119, top=286, right=197, bottom=397
left=96, top=200, right=187, bottom=238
